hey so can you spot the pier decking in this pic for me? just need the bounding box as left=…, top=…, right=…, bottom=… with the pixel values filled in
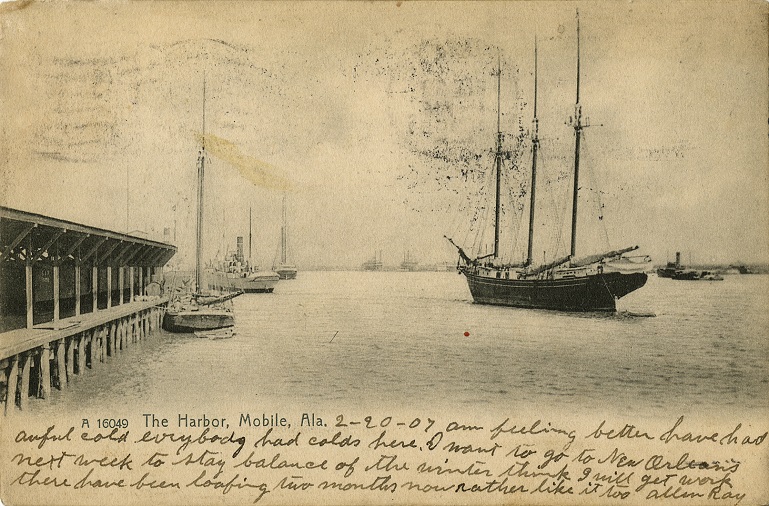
left=1, top=206, right=177, bottom=414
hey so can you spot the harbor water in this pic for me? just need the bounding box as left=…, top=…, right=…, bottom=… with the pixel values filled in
left=32, top=271, right=769, bottom=421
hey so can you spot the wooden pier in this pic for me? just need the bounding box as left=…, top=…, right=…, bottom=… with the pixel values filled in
left=0, top=206, right=177, bottom=414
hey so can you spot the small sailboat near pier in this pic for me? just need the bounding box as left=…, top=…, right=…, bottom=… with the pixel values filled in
left=447, top=15, right=648, bottom=312
left=163, top=79, right=242, bottom=333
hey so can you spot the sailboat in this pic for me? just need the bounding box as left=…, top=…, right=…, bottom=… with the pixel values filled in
left=273, top=194, right=298, bottom=280
left=163, top=79, right=242, bottom=333
left=447, top=15, right=648, bottom=312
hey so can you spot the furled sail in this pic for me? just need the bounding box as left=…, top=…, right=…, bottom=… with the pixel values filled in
left=527, top=255, right=572, bottom=276
left=570, top=245, right=639, bottom=268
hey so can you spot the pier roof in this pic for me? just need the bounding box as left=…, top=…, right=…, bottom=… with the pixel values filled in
left=0, top=206, right=176, bottom=266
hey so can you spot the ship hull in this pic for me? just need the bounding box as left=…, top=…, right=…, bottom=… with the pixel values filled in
left=162, top=309, right=235, bottom=333
left=462, top=270, right=647, bottom=312
left=208, top=271, right=279, bottom=293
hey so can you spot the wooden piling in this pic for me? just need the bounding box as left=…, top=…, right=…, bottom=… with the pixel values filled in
left=110, top=323, right=117, bottom=356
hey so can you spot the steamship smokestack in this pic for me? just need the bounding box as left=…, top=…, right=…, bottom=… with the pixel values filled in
left=236, top=236, right=244, bottom=263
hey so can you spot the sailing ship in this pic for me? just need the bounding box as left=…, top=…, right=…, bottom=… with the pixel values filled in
left=273, top=194, right=298, bottom=280
left=163, top=79, right=242, bottom=333
left=209, top=234, right=280, bottom=293
left=447, top=15, right=648, bottom=312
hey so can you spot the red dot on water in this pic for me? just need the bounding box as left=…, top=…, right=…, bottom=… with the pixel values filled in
left=464, top=331, right=470, bottom=337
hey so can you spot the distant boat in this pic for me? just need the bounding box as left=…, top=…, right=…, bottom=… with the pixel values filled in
left=362, top=250, right=383, bottom=271
left=208, top=236, right=279, bottom=293
left=657, top=252, right=684, bottom=278
left=672, top=270, right=724, bottom=281
left=400, top=250, right=419, bottom=271
left=273, top=194, right=298, bottom=280
left=163, top=78, right=241, bottom=333
left=446, top=16, right=648, bottom=312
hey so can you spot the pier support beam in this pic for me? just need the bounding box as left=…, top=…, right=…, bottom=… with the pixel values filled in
left=53, top=264, right=60, bottom=324
left=5, top=356, right=18, bottom=415
left=106, top=267, right=112, bottom=309
left=92, top=264, right=98, bottom=313
left=26, top=253, right=33, bottom=329
left=119, top=267, right=124, bottom=305
left=39, top=344, right=50, bottom=399
left=75, top=264, right=81, bottom=316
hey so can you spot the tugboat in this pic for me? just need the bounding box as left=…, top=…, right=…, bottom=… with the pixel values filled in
left=446, top=15, right=648, bottom=312
left=657, top=252, right=684, bottom=278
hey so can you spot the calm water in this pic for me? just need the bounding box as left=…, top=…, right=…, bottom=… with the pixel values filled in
left=35, top=271, right=769, bottom=420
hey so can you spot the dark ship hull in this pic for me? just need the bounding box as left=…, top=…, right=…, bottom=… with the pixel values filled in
left=462, top=270, right=647, bottom=312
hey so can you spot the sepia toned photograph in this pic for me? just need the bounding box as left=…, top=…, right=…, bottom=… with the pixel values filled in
left=1, top=1, right=767, bottom=504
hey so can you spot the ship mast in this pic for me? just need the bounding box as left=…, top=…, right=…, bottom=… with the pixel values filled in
left=281, top=194, right=287, bottom=264
left=493, top=56, right=503, bottom=259
left=249, top=207, right=252, bottom=265
left=195, top=76, right=206, bottom=293
left=569, top=11, right=583, bottom=261
left=526, top=37, right=539, bottom=267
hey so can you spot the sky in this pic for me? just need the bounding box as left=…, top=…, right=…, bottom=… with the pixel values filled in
left=1, top=1, right=767, bottom=269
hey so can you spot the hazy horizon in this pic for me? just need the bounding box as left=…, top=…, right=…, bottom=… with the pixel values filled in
left=2, top=1, right=767, bottom=269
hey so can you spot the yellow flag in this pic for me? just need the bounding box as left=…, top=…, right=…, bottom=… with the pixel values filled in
left=197, top=133, right=294, bottom=192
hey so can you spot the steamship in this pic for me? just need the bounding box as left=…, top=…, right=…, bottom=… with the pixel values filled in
left=208, top=236, right=279, bottom=293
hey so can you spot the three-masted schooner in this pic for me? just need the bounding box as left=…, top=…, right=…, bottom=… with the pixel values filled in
left=447, top=15, right=648, bottom=312
left=163, top=79, right=242, bottom=333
